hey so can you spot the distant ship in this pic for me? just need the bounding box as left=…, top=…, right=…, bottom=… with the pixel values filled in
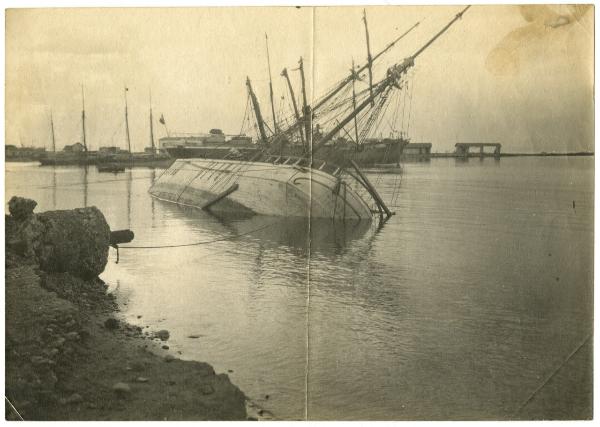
left=160, top=129, right=258, bottom=160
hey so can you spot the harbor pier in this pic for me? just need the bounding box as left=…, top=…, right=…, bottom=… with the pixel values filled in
left=455, top=143, right=501, bottom=158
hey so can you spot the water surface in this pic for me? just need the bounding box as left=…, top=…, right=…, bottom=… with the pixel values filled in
left=5, top=157, right=593, bottom=420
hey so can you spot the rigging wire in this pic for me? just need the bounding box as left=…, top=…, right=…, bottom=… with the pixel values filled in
left=119, top=218, right=281, bottom=249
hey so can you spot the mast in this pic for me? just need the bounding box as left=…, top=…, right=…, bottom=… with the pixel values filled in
left=50, top=111, right=56, bottom=153
left=363, top=9, right=374, bottom=107
left=312, top=21, right=419, bottom=113
left=246, top=77, right=268, bottom=143
left=281, top=67, right=305, bottom=146
left=81, top=85, right=88, bottom=152
left=124, top=87, right=132, bottom=158
left=298, top=57, right=311, bottom=153
left=265, top=34, right=278, bottom=133
left=351, top=60, right=360, bottom=145
left=314, top=6, right=471, bottom=153
left=149, top=90, right=155, bottom=155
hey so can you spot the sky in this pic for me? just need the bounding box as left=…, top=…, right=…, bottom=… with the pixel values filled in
left=5, top=5, right=594, bottom=153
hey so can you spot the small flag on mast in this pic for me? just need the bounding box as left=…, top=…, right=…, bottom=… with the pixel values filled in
left=159, top=114, right=166, bottom=125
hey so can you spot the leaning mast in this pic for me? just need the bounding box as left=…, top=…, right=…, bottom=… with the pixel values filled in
left=314, top=6, right=471, bottom=153
left=312, top=20, right=420, bottom=113
left=363, top=9, right=375, bottom=107
left=265, top=34, right=278, bottom=134
left=298, top=57, right=311, bottom=154
left=246, top=77, right=268, bottom=143
left=281, top=67, right=305, bottom=146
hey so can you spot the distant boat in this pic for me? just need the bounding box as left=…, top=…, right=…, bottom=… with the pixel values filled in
left=97, top=163, right=125, bottom=173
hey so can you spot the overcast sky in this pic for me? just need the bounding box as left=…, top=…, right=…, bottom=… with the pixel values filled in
left=6, top=5, right=594, bottom=153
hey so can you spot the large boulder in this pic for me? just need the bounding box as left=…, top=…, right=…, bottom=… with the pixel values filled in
left=35, top=207, right=111, bottom=279
left=8, top=196, right=37, bottom=221
left=6, top=197, right=112, bottom=279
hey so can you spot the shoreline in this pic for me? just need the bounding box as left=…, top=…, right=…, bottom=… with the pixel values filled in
left=5, top=200, right=250, bottom=421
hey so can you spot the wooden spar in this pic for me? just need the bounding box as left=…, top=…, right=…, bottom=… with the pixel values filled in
left=281, top=67, right=305, bottom=146
left=351, top=60, right=360, bottom=146
left=298, top=57, right=311, bottom=153
left=50, top=111, right=56, bottom=153
left=265, top=34, right=278, bottom=133
left=201, top=183, right=239, bottom=210
left=314, top=6, right=470, bottom=154
left=312, top=21, right=420, bottom=113
left=246, top=77, right=269, bottom=143
left=412, top=5, right=470, bottom=59
left=81, top=85, right=88, bottom=152
left=124, top=87, right=132, bottom=159
left=350, top=160, right=392, bottom=219
left=149, top=90, right=156, bottom=156
left=363, top=9, right=374, bottom=107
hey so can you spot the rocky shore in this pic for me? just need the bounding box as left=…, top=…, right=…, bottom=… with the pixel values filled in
left=5, top=197, right=248, bottom=421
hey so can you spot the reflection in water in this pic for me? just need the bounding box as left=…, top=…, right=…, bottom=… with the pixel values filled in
left=52, top=166, right=57, bottom=209
left=82, top=165, right=89, bottom=208
left=127, top=169, right=132, bottom=228
left=150, top=169, right=156, bottom=226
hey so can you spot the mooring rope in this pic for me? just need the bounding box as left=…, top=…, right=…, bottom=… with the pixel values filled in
left=118, top=220, right=280, bottom=250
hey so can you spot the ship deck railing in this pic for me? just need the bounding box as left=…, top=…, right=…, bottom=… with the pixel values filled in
left=261, top=154, right=343, bottom=177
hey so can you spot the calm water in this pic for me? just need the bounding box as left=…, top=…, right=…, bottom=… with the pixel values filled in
left=5, top=157, right=593, bottom=420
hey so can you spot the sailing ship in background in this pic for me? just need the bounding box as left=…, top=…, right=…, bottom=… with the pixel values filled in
left=160, top=11, right=422, bottom=166
left=40, top=87, right=171, bottom=168
left=150, top=6, right=471, bottom=220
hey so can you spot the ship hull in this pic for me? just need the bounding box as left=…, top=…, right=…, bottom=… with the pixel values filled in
left=165, top=139, right=408, bottom=167
left=149, top=158, right=373, bottom=220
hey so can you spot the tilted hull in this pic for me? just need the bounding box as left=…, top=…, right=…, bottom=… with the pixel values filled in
left=149, top=158, right=374, bottom=220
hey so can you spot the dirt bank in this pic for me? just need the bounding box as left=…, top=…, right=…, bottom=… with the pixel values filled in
left=5, top=198, right=248, bottom=420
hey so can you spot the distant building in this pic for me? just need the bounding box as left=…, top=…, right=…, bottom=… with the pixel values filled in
left=99, top=146, right=121, bottom=154
left=63, top=142, right=86, bottom=152
left=5, top=145, right=47, bottom=160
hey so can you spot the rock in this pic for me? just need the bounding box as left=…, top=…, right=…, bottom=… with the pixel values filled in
left=65, top=393, right=83, bottom=404
left=155, top=330, right=170, bottom=341
left=35, top=207, right=111, bottom=279
left=228, top=369, right=234, bottom=373
left=51, top=337, right=66, bottom=347
left=164, top=354, right=175, bottom=363
left=130, top=361, right=145, bottom=372
left=65, top=332, right=80, bottom=341
left=8, top=197, right=37, bottom=221
left=104, top=318, right=120, bottom=330
left=30, top=356, right=52, bottom=365
left=200, top=384, right=214, bottom=395
left=135, top=377, right=149, bottom=383
left=137, top=315, right=142, bottom=319
left=112, top=382, right=131, bottom=395
left=162, top=345, right=169, bottom=350
left=187, top=334, right=202, bottom=339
